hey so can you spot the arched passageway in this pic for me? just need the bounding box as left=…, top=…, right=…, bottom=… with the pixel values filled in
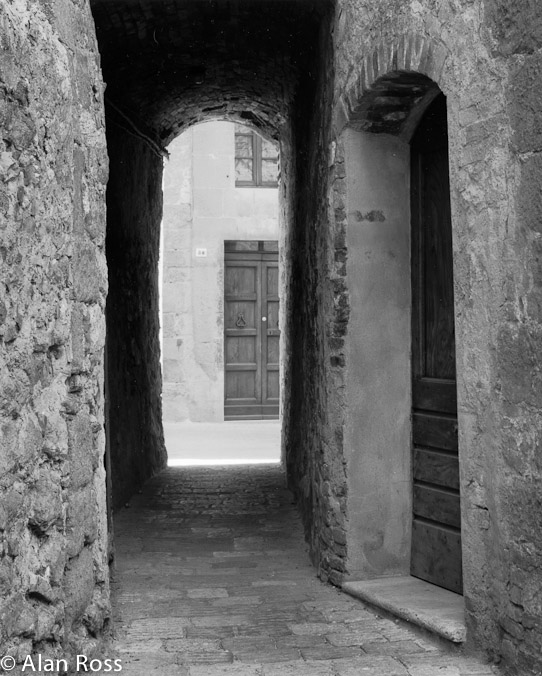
left=3, top=0, right=542, bottom=670
left=337, top=75, right=463, bottom=591
left=89, top=0, right=333, bottom=509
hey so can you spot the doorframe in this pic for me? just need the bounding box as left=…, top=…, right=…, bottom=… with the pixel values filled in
left=339, top=73, right=465, bottom=590
left=409, top=93, right=463, bottom=594
left=223, top=240, right=280, bottom=420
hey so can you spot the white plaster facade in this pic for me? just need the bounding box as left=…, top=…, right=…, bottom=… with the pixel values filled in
left=161, top=121, right=279, bottom=422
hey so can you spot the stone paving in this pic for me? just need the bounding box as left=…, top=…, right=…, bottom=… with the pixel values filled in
left=111, top=465, right=502, bottom=676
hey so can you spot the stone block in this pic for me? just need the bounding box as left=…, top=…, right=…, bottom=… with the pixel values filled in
left=66, top=483, right=98, bottom=557
left=72, top=242, right=106, bottom=303
left=326, top=628, right=387, bottom=646
left=261, top=660, right=334, bottom=676
left=287, top=622, right=336, bottom=635
left=63, top=546, right=94, bottom=628
left=331, top=656, right=408, bottom=676
left=125, top=617, right=191, bottom=641
left=70, top=303, right=86, bottom=367
left=36, top=531, right=67, bottom=587
left=28, top=468, right=63, bottom=535
left=189, top=664, right=261, bottom=676
left=67, top=410, right=97, bottom=489
left=193, top=189, right=224, bottom=217
left=300, top=645, right=362, bottom=660
left=83, top=588, right=111, bottom=637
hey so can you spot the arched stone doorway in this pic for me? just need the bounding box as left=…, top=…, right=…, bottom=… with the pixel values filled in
left=337, top=64, right=464, bottom=599
left=89, top=0, right=335, bottom=510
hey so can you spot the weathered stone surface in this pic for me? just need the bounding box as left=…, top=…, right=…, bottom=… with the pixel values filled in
left=112, top=466, right=499, bottom=675
left=485, top=0, right=542, bottom=55
left=66, top=483, right=99, bottom=557
left=3, top=1, right=542, bottom=674
left=0, top=0, right=109, bottom=664
left=64, top=546, right=95, bottom=628
left=27, top=468, right=63, bottom=535
left=67, top=410, right=97, bottom=489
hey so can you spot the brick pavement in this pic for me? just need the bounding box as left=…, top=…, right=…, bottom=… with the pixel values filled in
left=111, top=466, right=501, bottom=675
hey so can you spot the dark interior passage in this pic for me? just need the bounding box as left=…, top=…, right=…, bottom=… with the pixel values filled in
left=91, top=0, right=328, bottom=145
left=90, top=0, right=334, bottom=509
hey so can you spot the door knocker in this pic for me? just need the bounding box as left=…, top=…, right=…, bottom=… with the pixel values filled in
left=236, top=312, right=246, bottom=328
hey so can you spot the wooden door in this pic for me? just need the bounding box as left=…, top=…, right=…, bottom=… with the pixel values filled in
left=224, top=241, right=279, bottom=420
left=410, top=94, right=462, bottom=594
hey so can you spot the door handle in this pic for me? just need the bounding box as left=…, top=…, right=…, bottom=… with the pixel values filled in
left=262, top=317, right=267, bottom=322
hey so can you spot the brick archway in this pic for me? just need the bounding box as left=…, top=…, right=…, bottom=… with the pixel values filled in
left=334, top=33, right=450, bottom=138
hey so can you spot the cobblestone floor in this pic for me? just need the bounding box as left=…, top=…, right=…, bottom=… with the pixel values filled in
left=112, top=465, right=501, bottom=676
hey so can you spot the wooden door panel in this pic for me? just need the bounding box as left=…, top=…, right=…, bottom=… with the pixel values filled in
left=412, top=413, right=458, bottom=452
left=267, top=335, right=280, bottom=365
left=225, top=264, right=257, bottom=296
left=224, top=243, right=279, bottom=420
left=422, top=150, right=455, bottom=380
left=412, top=379, right=456, bottom=414
left=266, top=265, right=279, bottom=294
left=411, top=521, right=462, bottom=592
left=261, top=260, right=280, bottom=414
left=225, top=336, right=256, bottom=364
left=410, top=94, right=462, bottom=594
left=413, top=485, right=461, bottom=529
left=225, top=302, right=257, bottom=329
left=225, top=371, right=257, bottom=400
left=413, top=449, right=460, bottom=490
left=266, top=300, right=279, bottom=329
left=224, top=258, right=261, bottom=418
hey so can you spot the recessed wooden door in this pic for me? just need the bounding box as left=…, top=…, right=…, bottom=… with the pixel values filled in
left=224, top=241, right=279, bottom=420
left=410, top=94, right=462, bottom=594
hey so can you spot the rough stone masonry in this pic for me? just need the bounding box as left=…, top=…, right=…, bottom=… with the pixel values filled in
left=0, top=0, right=110, bottom=665
left=1, top=0, right=542, bottom=674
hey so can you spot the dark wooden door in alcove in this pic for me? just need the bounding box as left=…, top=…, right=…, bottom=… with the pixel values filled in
left=410, top=94, right=463, bottom=594
left=224, top=241, right=280, bottom=420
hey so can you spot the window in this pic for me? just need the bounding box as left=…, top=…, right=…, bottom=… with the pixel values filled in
left=235, top=124, right=279, bottom=187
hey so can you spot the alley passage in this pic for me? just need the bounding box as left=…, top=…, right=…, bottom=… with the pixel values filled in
left=112, top=466, right=499, bottom=676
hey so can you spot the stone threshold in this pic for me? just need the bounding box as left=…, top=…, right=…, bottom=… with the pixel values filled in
left=342, top=574, right=466, bottom=644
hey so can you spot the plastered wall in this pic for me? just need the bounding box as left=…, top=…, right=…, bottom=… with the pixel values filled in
left=162, top=121, right=279, bottom=422
left=343, top=130, right=411, bottom=580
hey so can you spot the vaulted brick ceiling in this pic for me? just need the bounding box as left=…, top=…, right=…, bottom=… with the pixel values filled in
left=91, top=0, right=329, bottom=145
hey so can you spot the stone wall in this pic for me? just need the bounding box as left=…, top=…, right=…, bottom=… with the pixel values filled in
left=105, top=124, right=167, bottom=510
left=2, top=0, right=542, bottom=672
left=0, top=0, right=110, bottom=665
left=485, top=2, right=542, bottom=671
left=284, top=3, right=349, bottom=587
left=282, top=0, right=542, bottom=671
left=327, top=0, right=542, bottom=672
